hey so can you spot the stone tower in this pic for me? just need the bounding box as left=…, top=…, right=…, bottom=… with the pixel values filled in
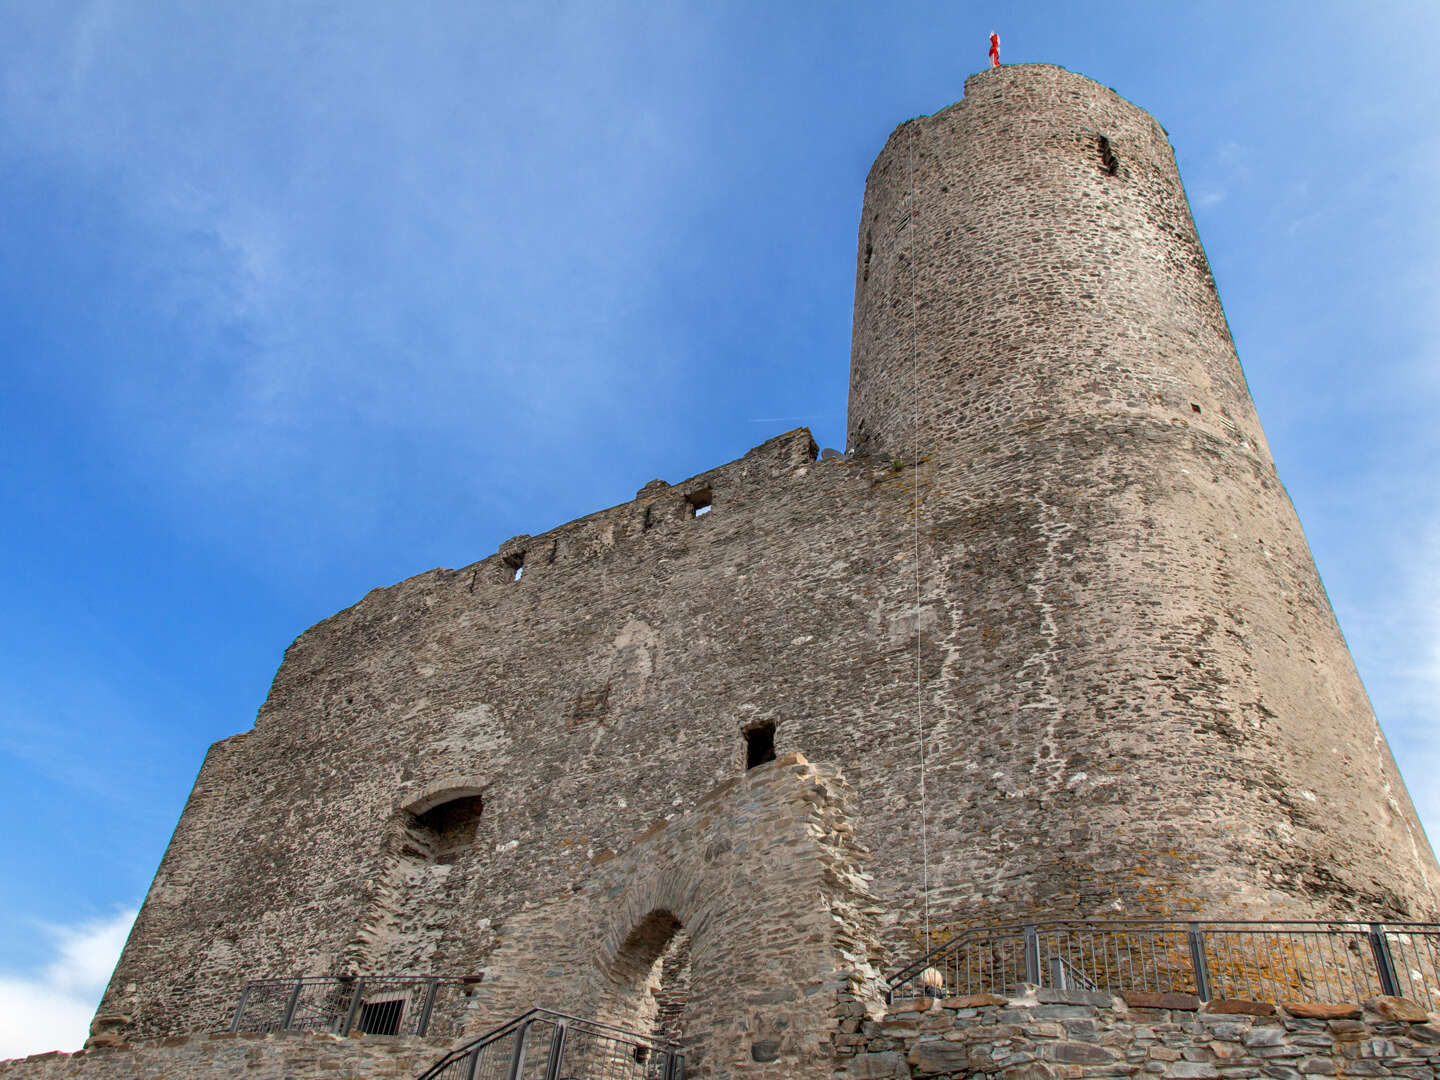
left=70, top=63, right=1437, bottom=1078
left=845, top=63, right=1438, bottom=924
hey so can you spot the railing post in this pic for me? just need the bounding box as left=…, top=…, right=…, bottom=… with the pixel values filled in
left=1369, top=923, right=1401, bottom=997
left=280, top=979, right=304, bottom=1030
left=416, top=977, right=440, bottom=1036
left=542, top=1019, right=567, bottom=1080
left=507, top=1018, right=531, bottom=1080
left=1186, top=924, right=1212, bottom=1002
left=340, top=978, right=365, bottom=1036
left=230, top=983, right=251, bottom=1033
left=1023, top=924, right=1040, bottom=985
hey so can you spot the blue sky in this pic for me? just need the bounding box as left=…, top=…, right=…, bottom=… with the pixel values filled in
left=2, top=1, right=1437, bottom=1057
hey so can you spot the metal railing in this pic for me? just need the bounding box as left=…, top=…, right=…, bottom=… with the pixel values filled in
left=417, top=1008, right=683, bottom=1080
left=230, top=975, right=468, bottom=1037
left=889, top=920, right=1440, bottom=1008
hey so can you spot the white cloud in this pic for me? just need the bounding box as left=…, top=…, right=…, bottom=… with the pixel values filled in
left=0, top=909, right=136, bottom=1062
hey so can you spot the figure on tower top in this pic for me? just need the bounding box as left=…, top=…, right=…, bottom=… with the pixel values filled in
left=988, top=32, right=1000, bottom=66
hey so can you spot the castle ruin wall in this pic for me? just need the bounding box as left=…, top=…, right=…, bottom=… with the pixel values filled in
left=81, top=64, right=1440, bottom=1073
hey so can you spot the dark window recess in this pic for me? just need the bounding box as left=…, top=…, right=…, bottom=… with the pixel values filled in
left=745, top=723, right=777, bottom=770
left=687, top=488, right=713, bottom=518
left=1097, top=133, right=1119, bottom=176
left=412, top=795, right=484, bottom=858
left=504, top=552, right=524, bottom=581
left=357, top=999, right=404, bottom=1036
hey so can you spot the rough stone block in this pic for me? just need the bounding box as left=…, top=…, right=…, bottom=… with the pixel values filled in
left=1366, top=996, right=1431, bottom=1023
left=1122, top=992, right=1201, bottom=1012
left=1164, top=1062, right=1219, bottom=1078
left=940, top=993, right=1009, bottom=1009
left=1203, top=999, right=1275, bottom=1017
left=1037, top=988, right=1118, bottom=1007
left=1282, top=1003, right=1361, bottom=1021
left=1243, top=1027, right=1290, bottom=1048
left=1044, top=1041, right=1118, bottom=1064
left=907, top=1037, right=973, bottom=1073
left=843, top=1051, right=907, bottom=1079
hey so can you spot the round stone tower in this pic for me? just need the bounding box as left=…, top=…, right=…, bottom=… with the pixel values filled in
left=850, top=64, right=1438, bottom=922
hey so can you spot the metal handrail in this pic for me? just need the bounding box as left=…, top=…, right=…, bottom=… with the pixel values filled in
left=417, top=1007, right=683, bottom=1080
left=888, top=918, right=1440, bottom=1007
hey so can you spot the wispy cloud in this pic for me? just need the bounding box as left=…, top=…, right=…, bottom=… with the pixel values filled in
left=0, top=909, right=136, bottom=1060
left=1, top=4, right=716, bottom=557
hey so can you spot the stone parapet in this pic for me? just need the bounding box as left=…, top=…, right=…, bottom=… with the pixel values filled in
left=838, top=988, right=1440, bottom=1078
left=0, top=1030, right=451, bottom=1080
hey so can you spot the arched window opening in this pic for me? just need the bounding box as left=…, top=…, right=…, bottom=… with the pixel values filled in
left=407, top=793, right=483, bottom=862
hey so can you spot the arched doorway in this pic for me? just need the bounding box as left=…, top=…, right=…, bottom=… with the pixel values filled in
left=606, top=909, right=692, bottom=1057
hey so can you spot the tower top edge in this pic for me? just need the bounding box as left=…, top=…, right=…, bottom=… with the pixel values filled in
left=881, top=64, right=1160, bottom=143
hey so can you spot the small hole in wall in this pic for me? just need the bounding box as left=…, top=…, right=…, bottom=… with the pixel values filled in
left=745, top=723, right=776, bottom=770
left=1097, top=133, right=1119, bottom=176
left=1191, top=403, right=1202, bottom=414
left=504, top=551, right=525, bottom=581
left=687, top=488, right=713, bottom=518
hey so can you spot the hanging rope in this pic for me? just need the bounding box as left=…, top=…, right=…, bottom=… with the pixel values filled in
left=908, top=121, right=932, bottom=959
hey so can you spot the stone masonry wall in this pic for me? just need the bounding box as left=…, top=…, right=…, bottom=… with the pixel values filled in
left=468, top=754, right=886, bottom=1079
left=839, top=990, right=1440, bottom=1079
left=0, top=1031, right=449, bottom=1080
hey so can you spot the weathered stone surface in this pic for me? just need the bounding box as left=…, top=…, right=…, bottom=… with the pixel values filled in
left=1366, top=996, right=1431, bottom=1023
left=1045, top=1042, right=1118, bottom=1064
left=941, top=993, right=1009, bottom=1009
left=843, top=1051, right=908, bottom=1079
left=1038, top=989, right=1117, bottom=1007
left=997, top=1063, right=1058, bottom=1080
left=1121, top=993, right=1201, bottom=1012
left=0, top=1031, right=448, bottom=1079
left=1203, top=999, right=1275, bottom=1017
left=1244, top=1026, right=1290, bottom=1048
left=1165, top=1063, right=1218, bottom=1078
left=906, top=1038, right=972, bottom=1072
left=1282, top=1003, right=1362, bottom=1021
left=841, top=996, right=1440, bottom=1080
left=750, top=1040, right=781, bottom=1062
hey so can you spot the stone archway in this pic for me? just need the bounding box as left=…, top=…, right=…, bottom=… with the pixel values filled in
left=598, top=909, right=692, bottom=1057
left=472, top=754, right=887, bottom=1079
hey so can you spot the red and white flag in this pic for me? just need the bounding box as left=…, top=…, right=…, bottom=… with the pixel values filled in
left=988, top=32, right=1000, bottom=67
